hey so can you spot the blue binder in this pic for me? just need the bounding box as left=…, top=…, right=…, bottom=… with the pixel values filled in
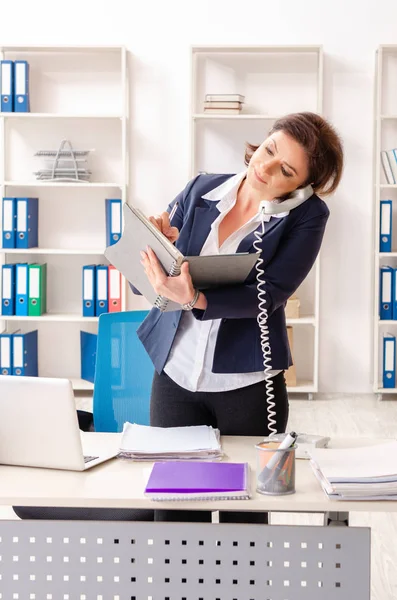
left=15, top=263, right=29, bottom=316
left=380, top=200, right=392, bottom=253
left=80, top=330, right=98, bottom=383
left=105, top=199, right=122, bottom=246
left=82, top=265, right=96, bottom=317
left=393, top=268, right=397, bottom=321
left=96, top=264, right=109, bottom=316
left=2, top=197, right=16, bottom=248
left=1, top=263, right=16, bottom=316
left=13, top=60, right=29, bottom=113
left=12, top=329, right=38, bottom=376
left=380, top=266, right=393, bottom=320
left=0, top=332, right=13, bottom=375
left=16, top=197, right=39, bottom=248
left=383, top=333, right=396, bottom=388
left=1, top=60, right=14, bottom=112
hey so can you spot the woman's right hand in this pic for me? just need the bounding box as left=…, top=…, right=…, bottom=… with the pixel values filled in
left=148, top=211, right=179, bottom=243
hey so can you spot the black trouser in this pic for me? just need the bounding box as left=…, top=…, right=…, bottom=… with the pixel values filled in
left=151, top=370, right=289, bottom=523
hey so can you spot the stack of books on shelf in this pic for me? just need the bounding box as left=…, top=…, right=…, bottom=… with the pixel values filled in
left=309, top=441, right=397, bottom=500
left=203, top=94, right=245, bottom=115
left=118, top=423, right=222, bottom=461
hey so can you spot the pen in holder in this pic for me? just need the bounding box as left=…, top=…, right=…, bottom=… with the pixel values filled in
left=255, top=440, right=296, bottom=495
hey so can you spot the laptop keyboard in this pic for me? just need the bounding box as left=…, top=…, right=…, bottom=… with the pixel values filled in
left=84, top=455, right=99, bottom=464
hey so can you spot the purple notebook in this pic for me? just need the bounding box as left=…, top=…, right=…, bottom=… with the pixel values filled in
left=145, top=461, right=251, bottom=500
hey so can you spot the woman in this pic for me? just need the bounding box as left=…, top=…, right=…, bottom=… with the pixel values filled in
left=138, top=111, right=343, bottom=521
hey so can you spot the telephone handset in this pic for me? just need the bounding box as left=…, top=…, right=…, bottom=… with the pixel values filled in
left=254, top=183, right=314, bottom=436
left=259, top=184, right=314, bottom=216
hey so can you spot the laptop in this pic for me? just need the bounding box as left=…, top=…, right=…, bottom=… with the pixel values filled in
left=0, top=375, right=119, bottom=471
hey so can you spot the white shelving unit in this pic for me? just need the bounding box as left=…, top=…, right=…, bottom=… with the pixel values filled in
left=0, top=45, right=129, bottom=392
left=190, top=45, right=323, bottom=398
left=372, top=45, right=397, bottom=397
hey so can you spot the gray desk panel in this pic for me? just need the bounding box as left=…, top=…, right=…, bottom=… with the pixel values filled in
left=0, top=520, right=370, bottom=599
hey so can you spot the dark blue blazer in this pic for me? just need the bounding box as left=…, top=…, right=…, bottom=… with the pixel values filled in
left=136, top=174, right=329, bottom=374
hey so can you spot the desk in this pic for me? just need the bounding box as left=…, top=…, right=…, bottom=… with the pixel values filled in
left=0, top=434, right=385, bottom=599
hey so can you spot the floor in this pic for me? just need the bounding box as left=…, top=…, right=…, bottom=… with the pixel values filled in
left=1, top=393, right=396, bottom=600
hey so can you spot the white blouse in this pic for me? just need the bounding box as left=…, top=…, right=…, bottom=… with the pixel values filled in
left=164, top=172, right=286, bottom=392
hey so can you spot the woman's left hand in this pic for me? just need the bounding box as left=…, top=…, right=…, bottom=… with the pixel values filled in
left=140, top=247, right=196, bottom=306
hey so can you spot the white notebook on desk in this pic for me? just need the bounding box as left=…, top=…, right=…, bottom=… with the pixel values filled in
left=104, top=203, right=258, bottom=312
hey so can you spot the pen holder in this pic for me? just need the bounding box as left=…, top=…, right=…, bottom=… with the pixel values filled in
left=255, top=441, right=296, bottom=495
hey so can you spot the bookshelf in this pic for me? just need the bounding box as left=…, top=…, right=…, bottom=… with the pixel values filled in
left=190, top=44, right=323, bottom=399
left=0, top=45, right=129, bottom=392
left=373, top=45, right=397, bottom=397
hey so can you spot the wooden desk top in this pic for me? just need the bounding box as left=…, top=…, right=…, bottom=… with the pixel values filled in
left=0, top=434, right=395, bottom=513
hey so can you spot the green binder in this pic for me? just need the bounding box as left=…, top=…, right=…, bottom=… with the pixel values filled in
left=28, top=263, right=47, bottom=316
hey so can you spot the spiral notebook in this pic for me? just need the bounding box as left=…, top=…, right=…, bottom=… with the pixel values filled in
left=104, top=204, right=258, bottom=312
left=145, top=461, right=251, bottom=500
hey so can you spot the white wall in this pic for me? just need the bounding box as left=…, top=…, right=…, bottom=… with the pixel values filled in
left=1, top=0, right=396, bottom=393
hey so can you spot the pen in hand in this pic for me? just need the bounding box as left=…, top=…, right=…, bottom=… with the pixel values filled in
left=148, top=202, right=180, bottom=244
left=168, top=201, right=179, bottom=222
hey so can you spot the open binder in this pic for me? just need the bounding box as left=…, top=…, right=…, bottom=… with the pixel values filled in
left=104, top=204, right=258, bottom=312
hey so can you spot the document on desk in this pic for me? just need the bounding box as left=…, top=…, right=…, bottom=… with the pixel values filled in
left=309, top=441, right=397, bottom=500
left=119, top=423, right=222, bottom=461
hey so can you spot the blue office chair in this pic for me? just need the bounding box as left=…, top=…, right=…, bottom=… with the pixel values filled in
left=93, top=310, right=154, bottom=432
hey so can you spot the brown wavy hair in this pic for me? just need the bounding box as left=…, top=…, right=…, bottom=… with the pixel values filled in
left=244, top=112, right=344, bottom=196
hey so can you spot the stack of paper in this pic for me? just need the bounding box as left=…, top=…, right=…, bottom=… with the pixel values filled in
left=309, top=441, right=397, bottom=500
left=119, top=423, right=222, bottom=461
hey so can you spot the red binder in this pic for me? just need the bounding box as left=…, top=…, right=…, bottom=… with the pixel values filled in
left=108, top=265, right=121, bottom=312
